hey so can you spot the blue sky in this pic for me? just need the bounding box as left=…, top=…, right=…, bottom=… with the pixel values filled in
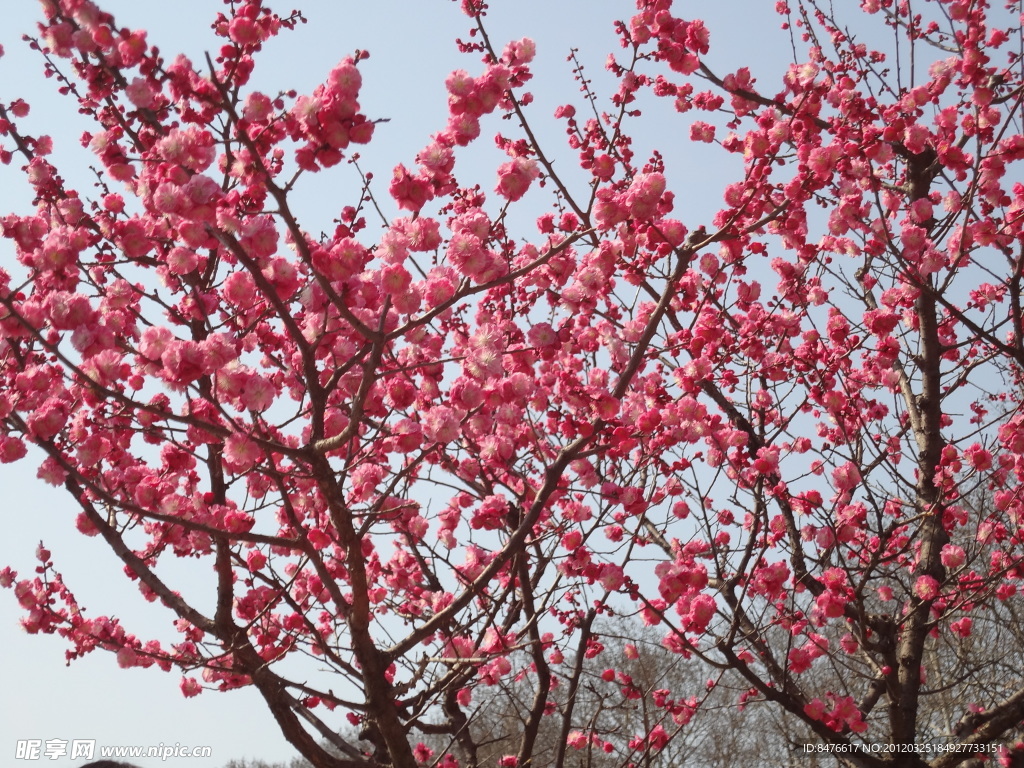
left=0, top=2, right=788, bottom=766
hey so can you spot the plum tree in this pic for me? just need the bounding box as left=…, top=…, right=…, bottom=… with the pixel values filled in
left=3, top=1, right=1024, bottom=766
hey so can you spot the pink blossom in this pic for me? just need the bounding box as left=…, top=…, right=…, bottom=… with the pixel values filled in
left=821, top=567, right=848, bottom=592
left=445, top=69, right=475, bottom=103
left=125, top=77, right=157, bottom=109
left=561, top=530, right=583, bottom=550
left=447, top=232, right=492, bottom=281
left=822, top=694, right=866, bottom=733
left=528, top=322, right=558, bottom=348
left=413, top=743, right=434, bottom=764
left=749, top=561, right=789, bottom=599
left=909, top=198, right=934, bottom=223
left=624, top=172, right=666, bottom=220
left=247, top=550, right=267, bottom=571
left=328, top=60, right=362, bottom=99
left=26, top=398, right=69, bottom=440
left=815, top=590, right=847, bottom=619
left=964, top=443, right=993, bottom=471
left=591, top=154, right=615, bottom=180
left=914, top=575, right=940, bottom=600
left=864, top=308, right=900, bottom=336
left=241, top=375, right=276, bottom=412
left=417, top=142, right=455, bottom=177
left=495, top=158, right=540, bottom=202
left=166, top=246, right=199, bottom=275
left=0, top=436, right=27, bottom=463
left=951, top=617, right=973, bottom=637
left=180, top=676, right=203, bottom=698
left=599, top=564, right=625, bottom=591
left=807, top=144, right=841, bottom=179
left=831, top=461, right=861, bottom=493
left=392, top=419, right=423, bottom=453
left=422, top=406, right=461, bottom=444
left=566, top=731, right=588, bottom=749
left=940, top=544, right=966, bottom=569
left=446, top=113, right=481, bottom=145
left=423, top=267, right=458, bottom=307
left=0, top=567, right=16, bottom=589
left=242, top=91, right=274, bottom=122
left=690, top=121, right=716, bottom=142
left=223, top=434, right=261, bottom=473
left=228, top=17, right=263, bottom=45
left=381, top=264, right=412, bottom=294
left=804, top=698, right=827, bottom=721
left=592, top=188, right=628, bottom=229
left=390, top=165, right=433, bottom=213
left=240, top=215, right=279, bottom=260
left=307, top=528, right=331, bottom=550
left=686, top=593, right=716, bottom=633
left=788, top=647, right=812, bottom=674
left=647, top=724, right=669, bottom=751
left=116, top=646, right=140, bottom=668
left=502, top=37, right=536, bottom=64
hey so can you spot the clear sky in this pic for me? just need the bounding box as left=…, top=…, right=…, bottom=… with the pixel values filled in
left=0, top=2, right=788, bottom=766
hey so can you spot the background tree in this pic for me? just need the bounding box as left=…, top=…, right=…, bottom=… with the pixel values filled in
left=368, top=616, right=770, bottom=768
left=4, top=0, right=1024, bottom=767
left=221, top=759, right=314, bottom=768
